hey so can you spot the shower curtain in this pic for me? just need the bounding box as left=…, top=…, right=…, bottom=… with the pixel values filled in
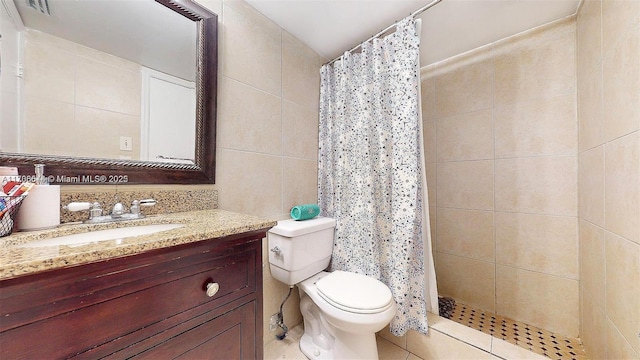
left=318, top=17, right=438, bottom=336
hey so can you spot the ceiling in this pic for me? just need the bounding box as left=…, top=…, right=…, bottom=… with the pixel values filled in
left=8, top=0, right=582, bottom=77
left=244, top=0, right=581, bottom=66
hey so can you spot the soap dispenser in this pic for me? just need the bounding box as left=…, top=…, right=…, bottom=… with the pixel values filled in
left=16, top=164, right=60, bottom=231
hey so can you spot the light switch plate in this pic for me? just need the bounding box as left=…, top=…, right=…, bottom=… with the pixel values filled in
left=120, top=136, right=132, bottom=151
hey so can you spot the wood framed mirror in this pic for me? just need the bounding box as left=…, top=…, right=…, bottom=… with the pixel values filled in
left=0, top=0, right=217, bottom=185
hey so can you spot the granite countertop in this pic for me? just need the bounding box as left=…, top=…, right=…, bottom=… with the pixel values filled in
left=0, top=209, right=277, bottom=280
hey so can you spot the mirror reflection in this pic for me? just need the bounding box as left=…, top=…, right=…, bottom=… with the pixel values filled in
left=1, top=0, right=197, bottom=164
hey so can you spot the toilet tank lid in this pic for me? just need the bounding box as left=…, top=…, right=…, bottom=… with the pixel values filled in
left=269, top=217, right=336, bottom=237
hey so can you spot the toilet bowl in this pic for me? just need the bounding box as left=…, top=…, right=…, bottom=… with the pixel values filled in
left=297, top=271, right=396, bottom=359
left=267, top=217, right=396, bottom=359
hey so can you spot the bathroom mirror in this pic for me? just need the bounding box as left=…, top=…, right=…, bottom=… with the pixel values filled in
left=0, top=0, right=217, bottom=184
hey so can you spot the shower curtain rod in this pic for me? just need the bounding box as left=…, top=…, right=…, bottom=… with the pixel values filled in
left=324, top=0, right=443, bottom=66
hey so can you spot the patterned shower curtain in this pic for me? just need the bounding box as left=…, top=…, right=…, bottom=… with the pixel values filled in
left=318, top=17, right=438, bottom=336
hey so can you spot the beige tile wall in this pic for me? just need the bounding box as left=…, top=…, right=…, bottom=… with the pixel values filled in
left=576, top=0, right=640, bottom=358
left=22, top=30, right=141, bottom=159
left=423, top=18, right=580, bottom=337
left=204, top=0, right=325, bottom=346
left=214, top=0, right=323, bottom=217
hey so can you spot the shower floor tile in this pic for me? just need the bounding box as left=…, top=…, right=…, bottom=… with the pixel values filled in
left=450, top=302, right=587, bottom=360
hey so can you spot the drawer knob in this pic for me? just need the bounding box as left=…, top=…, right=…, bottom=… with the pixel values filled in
left=206, top=282, right=220, bottom=297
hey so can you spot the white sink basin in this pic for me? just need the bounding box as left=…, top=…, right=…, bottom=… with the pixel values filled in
left=19, top=223, right=185, bottom=248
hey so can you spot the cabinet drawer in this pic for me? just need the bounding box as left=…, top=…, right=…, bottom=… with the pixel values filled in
left=2, top=239, right=256, bottom=331
left=0, top=235, right=263, bottom=360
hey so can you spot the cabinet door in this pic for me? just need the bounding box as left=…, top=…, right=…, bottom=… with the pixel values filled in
left=134, top=301, right=257, bottom=360
left=1, top=248, right=256, bottom=359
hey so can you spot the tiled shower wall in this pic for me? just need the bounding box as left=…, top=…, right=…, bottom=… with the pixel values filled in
left=576, top=0, right=640, bottom=359
left=422, top=18, right=580, bottom=337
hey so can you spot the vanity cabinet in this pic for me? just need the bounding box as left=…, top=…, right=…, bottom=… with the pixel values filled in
left=0, top=230, right=266, bottom=359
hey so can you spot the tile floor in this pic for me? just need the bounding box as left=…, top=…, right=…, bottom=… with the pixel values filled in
left=264, top=324, right=421, bottom=360
left=264, top=303, right=588, bottom=360
left=449, top=302, right=587, bottom=360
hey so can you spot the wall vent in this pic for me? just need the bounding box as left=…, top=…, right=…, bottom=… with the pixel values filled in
left=26, top=0, right=51, bottom=16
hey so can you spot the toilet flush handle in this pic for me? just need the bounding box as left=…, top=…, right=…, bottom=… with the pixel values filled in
left=270, top=246, right=282, bottom=256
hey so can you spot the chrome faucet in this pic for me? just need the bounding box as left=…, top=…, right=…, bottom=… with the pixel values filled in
left=64, top=198, right=156, bottom=224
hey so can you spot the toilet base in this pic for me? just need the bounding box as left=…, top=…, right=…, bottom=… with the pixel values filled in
left=300, top=333, right=333, bottom=360
left=298, top=273, right=387, bottom=360
left=299, top=327, right=380, bottom=360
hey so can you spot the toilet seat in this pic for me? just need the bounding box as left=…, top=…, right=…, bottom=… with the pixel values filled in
left=316, top=271, right=393, bottom=314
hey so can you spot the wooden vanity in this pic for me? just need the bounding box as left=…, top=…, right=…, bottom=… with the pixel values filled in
left=0, top=210, right=275, bottom=359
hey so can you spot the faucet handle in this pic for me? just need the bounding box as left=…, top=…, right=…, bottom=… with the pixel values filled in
left=139, top=199, right=156, bottom=207
left=130, top=200, right=140, bottom=215
left=63, top=202, right=92, bottom=212
left=89, top=202, right=103, bottom=218
left=63, top=201, right=102, bottom=219
left=130, top=199, right=155, bottom=217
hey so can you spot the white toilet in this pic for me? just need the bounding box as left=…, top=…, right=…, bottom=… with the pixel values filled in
left=268, top=217, right=396, bottom=360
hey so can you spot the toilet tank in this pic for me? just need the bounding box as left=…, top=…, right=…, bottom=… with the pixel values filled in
left=267, top=217, right=336, bottom=285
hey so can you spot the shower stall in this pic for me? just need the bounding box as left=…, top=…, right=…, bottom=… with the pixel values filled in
left=421, top=16, right=583, bottom=357
left=420, top=1, right=640, bottom=357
